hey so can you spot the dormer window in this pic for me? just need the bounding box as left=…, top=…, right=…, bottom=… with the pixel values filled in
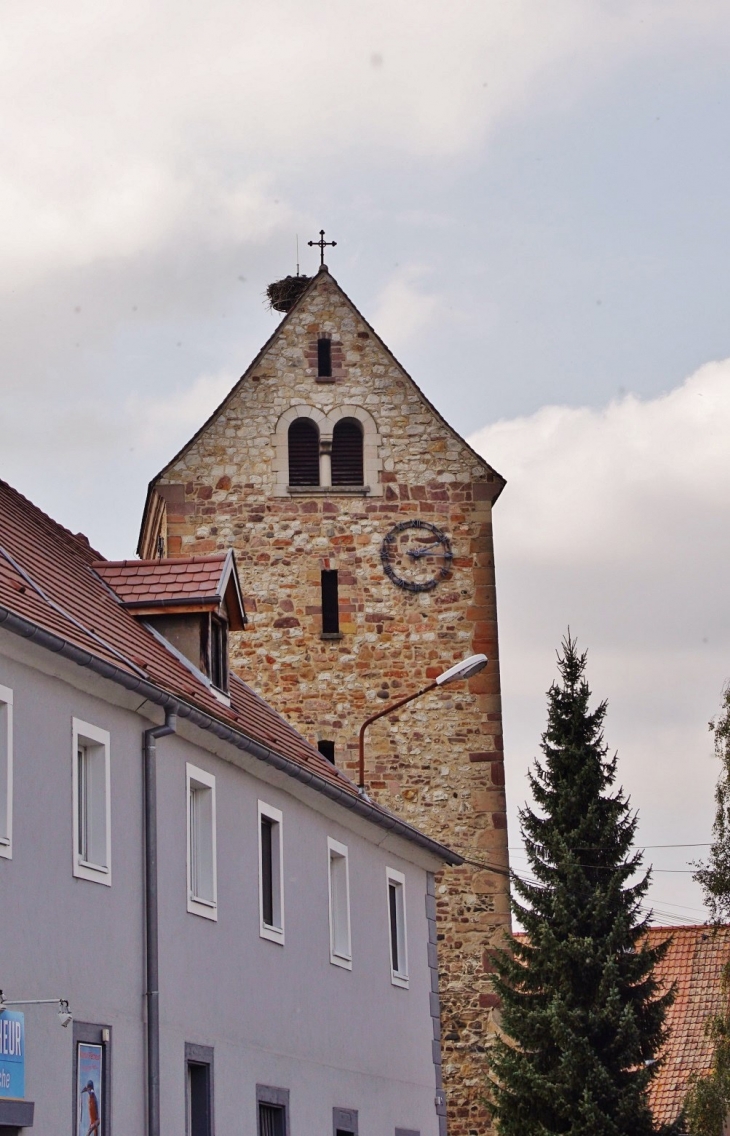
left=208, top=614, right=229, bottom=692
left=93, top=550, right=246, bottom=701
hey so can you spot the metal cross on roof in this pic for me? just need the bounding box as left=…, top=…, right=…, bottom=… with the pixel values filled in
left=308, top=229, right=337, bottom=266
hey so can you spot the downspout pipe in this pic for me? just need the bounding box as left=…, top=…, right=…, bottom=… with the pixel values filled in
left=144, top=709, right=177, bottom=1136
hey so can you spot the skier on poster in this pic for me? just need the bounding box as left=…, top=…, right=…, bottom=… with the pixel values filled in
left=77, top=1043, right=102, bottom=1136
left=80, top=1079, right=100, bottom=1135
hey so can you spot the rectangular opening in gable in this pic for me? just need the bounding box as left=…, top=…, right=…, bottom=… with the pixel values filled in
left=317, top=337, right=332, bottom=378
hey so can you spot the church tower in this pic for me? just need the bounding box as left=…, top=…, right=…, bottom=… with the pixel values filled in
left=139, top=260, right=510, bottom=1136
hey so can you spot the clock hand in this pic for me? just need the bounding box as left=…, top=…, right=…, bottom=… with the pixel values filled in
left=408, top=540, right=442, bottom=558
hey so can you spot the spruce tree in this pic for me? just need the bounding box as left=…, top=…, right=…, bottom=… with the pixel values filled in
left=489, top=636, right=674, bottom=1136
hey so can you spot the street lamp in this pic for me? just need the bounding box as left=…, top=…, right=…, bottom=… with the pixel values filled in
left=357, top=653, right=488, bottom=790
left=0, top=992, right=72, bottom=1028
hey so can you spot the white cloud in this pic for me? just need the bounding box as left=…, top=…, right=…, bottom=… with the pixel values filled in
left=370, top=267, right=441, bottom=350
left=1, top=0, right=728, bottom=288
left=472, top=360, right=730, bottom=566
left=469, top=360, right=730, bottom=922
left=127, top=370, right=235, bottom=456
left=0, top=167, right=289, bottom=288
left=0, top=368, right=238, bottom=559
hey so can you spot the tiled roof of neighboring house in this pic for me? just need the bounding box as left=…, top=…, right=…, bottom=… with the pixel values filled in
left=0, top=478, right=460, bottom=865
left=647, top=924, right=730, bottom=1130
left=511, top=924, right=730, bottom=1130
left=94, top=552, right=246, bottom=629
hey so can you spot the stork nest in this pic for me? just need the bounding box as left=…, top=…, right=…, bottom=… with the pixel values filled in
left=266, top=275, right=312, bottom=313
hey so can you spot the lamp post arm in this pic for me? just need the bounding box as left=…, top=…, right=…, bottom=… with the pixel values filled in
left=358, top=681, right=438, bottom=789
left=0, top=998, right=66, bottom=1007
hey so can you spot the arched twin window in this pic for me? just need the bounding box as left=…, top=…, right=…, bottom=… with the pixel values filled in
left=288, top=417, right=364, bottom=487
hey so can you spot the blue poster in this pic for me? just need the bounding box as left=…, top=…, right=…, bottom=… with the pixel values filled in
left=0, top=1010, right=24, bottom=1098
left=77, top=1043, right=102, bottom=1136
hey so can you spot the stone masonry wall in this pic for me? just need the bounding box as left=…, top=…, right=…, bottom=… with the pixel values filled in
left=144, top=269, right=511, bottom=1136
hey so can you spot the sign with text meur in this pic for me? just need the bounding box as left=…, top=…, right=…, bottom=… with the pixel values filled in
left=0, top=1011, right=24, bottom=1098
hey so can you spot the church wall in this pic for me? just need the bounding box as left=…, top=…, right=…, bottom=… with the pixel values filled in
left=149, top=271, right=510, bottom=1136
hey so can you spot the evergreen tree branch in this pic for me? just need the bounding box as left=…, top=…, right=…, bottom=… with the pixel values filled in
left=488, top=634, right=673, bottom=1136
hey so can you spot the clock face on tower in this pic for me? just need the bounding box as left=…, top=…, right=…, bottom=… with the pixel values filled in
left=380, top=520, right=453, bottom=593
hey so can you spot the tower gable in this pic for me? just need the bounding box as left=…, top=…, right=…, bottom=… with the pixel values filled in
left=138, top=267, right=504, bottom=557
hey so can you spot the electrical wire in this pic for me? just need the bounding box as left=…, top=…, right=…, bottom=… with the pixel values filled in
left=476, top=861, right=710, bottom=926
left=508, top=849, right=702, bottom=875
left=509, top=843, right=712, bottom=850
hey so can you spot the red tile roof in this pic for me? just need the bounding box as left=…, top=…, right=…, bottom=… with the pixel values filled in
left=0, top=478, right=458, bottom=863
left=647, top=924, right=730, bottom=1129
left=95, top=555, right=229, bottom=605
left=94, top=552, right=246, bottom=630
left=0, top=481, right=336, bottom=768
left=511, top=923, right=730, bottom=1129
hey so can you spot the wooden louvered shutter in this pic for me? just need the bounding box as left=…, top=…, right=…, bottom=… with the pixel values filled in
left=331, top=419, right=364, bottom=485
left=288, top=418, right=320, bottom=485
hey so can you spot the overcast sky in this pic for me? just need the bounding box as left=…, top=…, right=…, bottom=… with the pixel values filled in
left=3, top=0, right=730, bottom=922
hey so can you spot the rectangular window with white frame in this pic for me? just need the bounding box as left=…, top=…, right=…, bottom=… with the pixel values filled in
left=258, top=801, right=284, bottom=944
left=386, top=867, right=409, bottom=988
left=0, top=685, right=13, bottom=860
left=72, top=719, right=111, bottom=886
left=187, top=764, right=217, bottom=920
left=328, top=837, right=351, bottom=969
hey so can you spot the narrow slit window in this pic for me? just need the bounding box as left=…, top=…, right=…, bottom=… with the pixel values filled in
left=288, top=418, right=320, bottom=486
left=328, top=838, right=352, bottom=968
left=72, top=719, right=111, bottom=885
left=259, top=802, right=284, bottom=943
left=389, top=883, right=399, bottom=969
left=317, top=740, right=335, bottom=764
left=321, top=570, right=339, bottom=635
left=331, top=418, right=364, bottom=486
left=187, top=764, right=217, bottom=920
left=317, top=337, right=332, bottom=378
left=386, top=868, right=409, bottom=987
left=0, top=685, right=13, bottom=859
left=261, top=817, right=274, bottom=926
